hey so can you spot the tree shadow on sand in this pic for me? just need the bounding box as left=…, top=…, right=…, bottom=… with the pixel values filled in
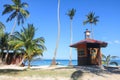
left=104, top=67, right=120, bottom=74
left=71, top=66, right=120, bottom=80
left=0, top=69, right=26, bottom=75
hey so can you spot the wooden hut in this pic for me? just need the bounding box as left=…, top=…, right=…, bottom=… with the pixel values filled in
left=70, top=29, right=107, bottom=66
left=2, top=50, right=24, bottom=65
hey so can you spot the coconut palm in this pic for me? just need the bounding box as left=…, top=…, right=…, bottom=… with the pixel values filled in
left=66, top=8, right=76, bottom=66
left=0, top=22, right=5, bottom=64
left=83, top=12, right=99, bottom=39
left=0, top=33, right=11, bottom=64
left=8, top=24, right=46, bottom=68
left=102, top=54, right=119, bottom=67
left=2, top=0, right=29, bottom=35
left=51, top=0, right=61, bottom=65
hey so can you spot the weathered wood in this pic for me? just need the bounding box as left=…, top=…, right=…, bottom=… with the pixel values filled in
left=70, top=38, right=107, bottom=66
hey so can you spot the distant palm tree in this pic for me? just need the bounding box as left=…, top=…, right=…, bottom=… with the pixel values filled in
left=66, top=8, right=76, bottom=66
left=83, top=12, right=99, bottom=39
left=8, top=24, right=46, bottom=68
left=102, top=54, right=119, bottom=67
left=51, top=0, right=61, bottom=65
left=2, top=0, right=29, bottom=35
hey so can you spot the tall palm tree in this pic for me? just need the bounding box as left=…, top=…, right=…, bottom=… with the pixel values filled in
left=2, top=0, right=29, bottom=35
left=102, top=54, right=119, bottom=67
left=66, top=8, right=76, bottom=66
left=83, top=12, right=99, bottom=39
left=51, top=0, right=61, bottom=65
left=8, top=24, right=46, bottom=68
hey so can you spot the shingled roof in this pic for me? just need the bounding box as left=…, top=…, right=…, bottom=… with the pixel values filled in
left=70, top=38, right=107, bottom=48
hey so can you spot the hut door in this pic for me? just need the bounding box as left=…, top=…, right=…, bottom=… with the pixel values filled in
left=90, top=48, right=98, bottom=64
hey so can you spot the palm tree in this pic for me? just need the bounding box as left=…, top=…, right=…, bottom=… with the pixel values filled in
left=8, top=24, right=46, bottom=68
left=0, top=33, right=11, bottom=64
left=2, top=0, right=29, bottom=36
left=0, top=22, right=5, bottom=64
left=83, top=12, right=99, bottom=39
left=102, top=54, right=119, bottom=67
left=66, top=8, right=76, bottom=66
left=51, top=0, right=61, bottom=65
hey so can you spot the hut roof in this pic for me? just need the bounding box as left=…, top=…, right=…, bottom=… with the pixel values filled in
left=70, top=38, right=107, bottom=48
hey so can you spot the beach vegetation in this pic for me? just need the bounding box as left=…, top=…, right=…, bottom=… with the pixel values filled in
left=0, top=32, right=12, bottom=64
left=8, top=24, right=46, bottom=68
left=0, top=23, right=10, bottom=65
left=102, top=54, right=119, bottom=67
left=0, top=21, right=5, bottom=37
left=0, top=22, right=6, bottom=64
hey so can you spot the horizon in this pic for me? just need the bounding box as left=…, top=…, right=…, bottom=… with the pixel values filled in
left=0, top=0, right=120, bottom=60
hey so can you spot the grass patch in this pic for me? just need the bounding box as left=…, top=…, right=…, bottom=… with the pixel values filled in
left=0, top=68, right=76, bottom=78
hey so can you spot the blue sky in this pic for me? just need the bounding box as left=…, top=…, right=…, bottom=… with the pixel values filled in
left=0, top=0, right=120, bottom=60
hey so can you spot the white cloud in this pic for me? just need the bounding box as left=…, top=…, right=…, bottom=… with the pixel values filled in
left=106, top=40, right=120, bottom=44
left=114, top=40, right=120, bottom=44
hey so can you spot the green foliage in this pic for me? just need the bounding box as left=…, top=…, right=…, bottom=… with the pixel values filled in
left=67, top=8, right=76, bottom=20
left=2, top=0, right=29, bottom=25
left=0, top=22, right=5, bottom=37
left=102, top=54, right=119, bottom=66
left=83, top=12, right=99, bottom=38
left=8, top=24, right=46, bottom=67
left=83, top=12, right=99, bottom=25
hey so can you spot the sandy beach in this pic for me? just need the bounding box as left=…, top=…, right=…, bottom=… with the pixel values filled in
left=0, top=65, right=120, bottom=80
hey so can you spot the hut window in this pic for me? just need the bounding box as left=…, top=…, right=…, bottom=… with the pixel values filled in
left=78, top=49, right=85, bottom=56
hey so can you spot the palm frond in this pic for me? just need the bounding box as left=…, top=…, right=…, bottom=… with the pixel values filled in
left=12, top=0, right=21, bottom=5
left=21, top=2, right=28, bottom=8
left=67, top=8, right=76, bottom=20
left=3, top=0, right=29, bottom=26
left=6, top=11, right=17, bottom=22
left=102, top=54, right=106, bottom=59
left=106, top=55, right=111, bottom=63
left=83, top=12, right=99, bottom=25
left=110, top=62, right=118, bottom=66
left=20, top=8, right=29, bottom=18
left=7, top=24, right=46, bottom=66
left=83, top=20, right=89, bottom=25
left=17, top=12, right=24, bottom=25
left=2, top=5, right=13, bottom=15
left=0, top=22, right=5, bottom=30
left=102, top=60, right=107, bottom=65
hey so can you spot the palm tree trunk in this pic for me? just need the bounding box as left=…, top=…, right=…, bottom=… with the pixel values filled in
left=91, top=24, right=94, bottom=39
left=18, top=55, right=25, bottom=66
left=4, top=51, right=9, bottom=64
left=69, top=19, right=73, bottom=66
left=28, top=59, right=31, bottom=69
left=10, top=16, right=17, bottom=36
left=0, top=53, right=3, bottom=64
left=51, top=0, right=60, bottom=65
left=0, top=49, right=4, bottom=64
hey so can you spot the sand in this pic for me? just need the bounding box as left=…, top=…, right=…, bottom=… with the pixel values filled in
left=0, top=65, right=120, bottom=80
